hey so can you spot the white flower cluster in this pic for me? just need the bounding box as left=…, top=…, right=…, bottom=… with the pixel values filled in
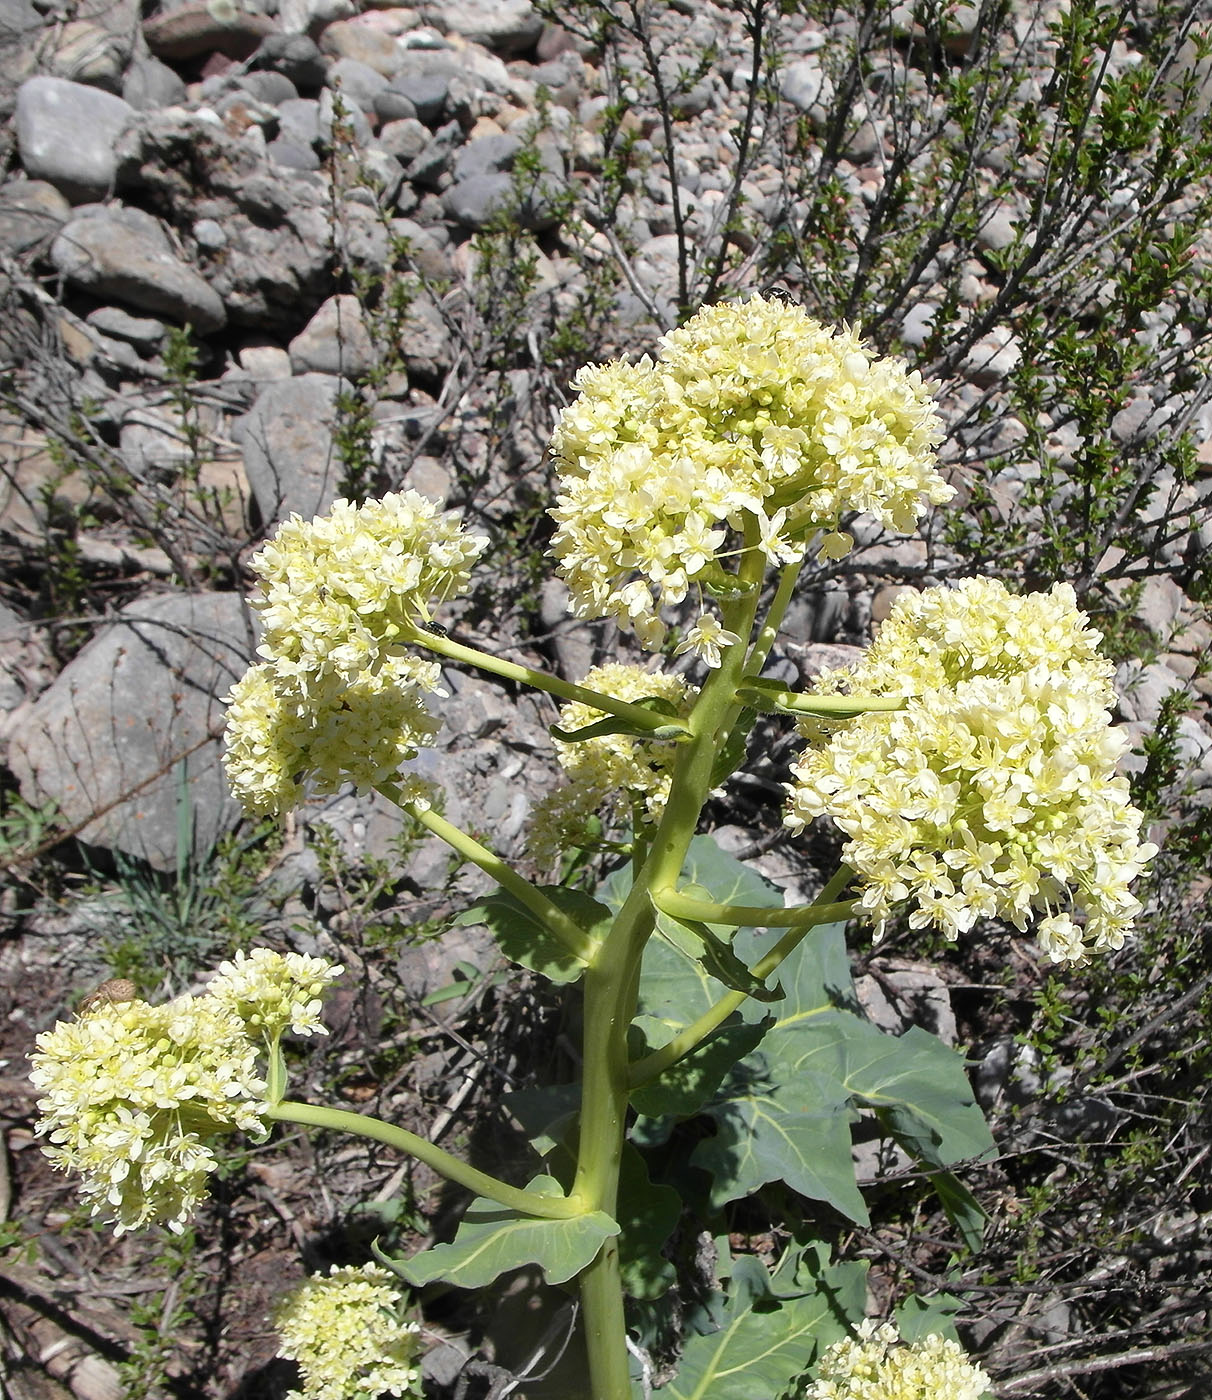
left=207, top=947, right=344, bottom=1041
left=274, top=1264, right=422, bottom=1400
left=804, top=1319, right=990, bottom=1400
left=528, top=663, right=694, bottom=865
left=787, top=580, right=1157, bottom=962
left=30, top=950, right=342, bottom=1234
left=224, top=492, right=487, bottom=816
left=31, top=995, right=268, bottom=1235
left=549, top=296, right=949, bottom=657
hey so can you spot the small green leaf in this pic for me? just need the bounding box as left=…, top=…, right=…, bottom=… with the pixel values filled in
left=659, top=1248, right=866, bottom=1400
left=382, top=1177, right=617, bottom=1289
left=654, top=900, right=782, bottom=1003
left=920, top=1170, right=987, bottom=1255
left=455, top=886, right=609, bottom=984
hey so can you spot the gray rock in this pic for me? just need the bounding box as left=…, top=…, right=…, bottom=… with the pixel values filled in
left=900, top=301, right=939, bottom=349
left=397, top=298, right=454, bottom=384
left=405, top=119, right=464, bottom=188
left=318, top=86, right=372, bottom=146
left=288, top=294, right=377, bottom=376
left=426, top=0, right=542, bottom=55
left=376, top=117, right=428, bottom=162
left=780, top=57, right=833, bottom=116
left=1115, top=659, right=1188, bottom=724
left=372, top=89, right=419, bottom=122
left=5, top=592, right=256, bottom=871
left=452, top=131, right=522, bottom=182
left=0, top=179, right=71, bottom=254
left=254, top=32, right=327, bottom=89
left=378, top=71, right=447, bottom=125
left=443, top=167, right=568, bottom=230
left=856, top=962, right=957, bottom=1046
left=123, top=55, right=188, bottom=110
left=319, top=17, right=407, bottom=75
left=236, top=70, right=299, bottom=105
left=267, top=138, right=323, bottom=171
left=143, top=1, right=276, bottom=61
left=85, top=306, right=166, bottom=351
left=277, top=95, right=321, bottom=148
left=278, top=0, right=355, bottom=36
left=326, top=56, right=391, bottom=110
left=241, top=372, right=349, bottom=526
left=51, top=204, right=227, bottom=334
left=976, top=199, right=1019, bottom=253
left=15, top=77, right=135, bottom=204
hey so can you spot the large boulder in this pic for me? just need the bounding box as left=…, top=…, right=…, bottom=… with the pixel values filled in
left=51, top=204, right=226, bottom=333
left=5, top=592, right=256, bottom=870
left=14, top=77, right=135, bottom=203
left=240, top=373, right=348, bottom=527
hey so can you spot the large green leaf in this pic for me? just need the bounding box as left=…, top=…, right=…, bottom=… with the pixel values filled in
left=656, top=1249, right=866, bottom=1399
left=454, top=886, right=609, bottom=985
left=630, top=1016, right=769, bottom=1119
left=616, top=1144, right=681, bottom=1301
left=384, top=1177, right=618, bottom=1289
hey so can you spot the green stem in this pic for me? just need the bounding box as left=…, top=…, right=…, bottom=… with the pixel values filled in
left=629, top=865, right=856, bottom=1090
left=650, top=885, right=856, bottom=929
left=378, top=784, right=598, bottom=966
left=572, top=521, right=769, bottom=1399
left=733, top=686, right=905, bottom=718
left=744, top=556, right=803, bottom=681
left=267, top=1101, right=583, bottom=1220
left=405, top=627, right=689, bottom=736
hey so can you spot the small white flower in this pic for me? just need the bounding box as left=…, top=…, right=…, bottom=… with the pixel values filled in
left=675, top=614, right=743, bottom=669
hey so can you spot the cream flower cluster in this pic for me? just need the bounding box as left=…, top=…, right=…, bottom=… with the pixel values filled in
left=804, top=1319, right=990, bottom=1400
left=30, top=950, right=342, bottom=1234
left=207, top=947, right=344, bottom=1041
left=224, top=492, right=487, bottom=816
left=787, top=580, right=1157, bottom=962
left=549, top=296, right=949, bottom=655
left=274, top=1264, right=422, bottom=1400
left=528, top=663, right=694, bottom=865
left=31, top=994, right=269, bottom=1235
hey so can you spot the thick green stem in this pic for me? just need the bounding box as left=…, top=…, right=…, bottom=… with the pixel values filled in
left=268, top=1101, right=583, bottom=1219
left=629, top=865, right=856, bottom=1090
left=572, top=524, right=769, bottom=1399
left=404, top=626, right=689, bottom=736
left=378, top=784, right=598, bottom=966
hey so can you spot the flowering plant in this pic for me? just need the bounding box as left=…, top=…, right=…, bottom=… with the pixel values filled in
left=31, top=298, right=1155, bottom=1399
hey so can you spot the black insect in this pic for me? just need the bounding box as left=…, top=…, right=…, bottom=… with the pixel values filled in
left=420, top=619, right=450, bottom=638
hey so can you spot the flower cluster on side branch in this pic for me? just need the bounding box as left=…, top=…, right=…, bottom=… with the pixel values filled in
left=223, top=491, right=487, bottom=816
left=803, top=1319, right=991, bottom=1400
left=787, top=579, right=1157, bottom=960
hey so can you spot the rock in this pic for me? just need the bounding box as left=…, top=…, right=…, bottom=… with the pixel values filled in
left=976, top=199, right=1019, bottom=253
left=426, top=0, right=542, bottom=55
left=14, top=78, right=135, bottom=204
left=241, top=372, right=349, bottom=526
left=236, top=70, right=300, bottom=105
left=900, top=301, right=938, bottom=349
left=0, top=179, right=71, bottom=255
left=376, top=117, right=428, bottom=161
left=856, top=962, right=958, bottom=1045
left=122, top=55, right=189, bottom=110
left=780, top=57, right=832, bottom=117
left=47, top=19, right=132, bottom=90
left=288, top=294, right=377, bottom=376
left=236, top=338, right=294, bottom=379
left=318, top=85, right=372, bottom=145
left=405, top=118, right=464, bottom=187
left=85, top=306, right=166, bottom=352
left=320, top=18, right=403, bottom=75
left=268, top=137, right=323, bottom=171
left=325, top=55, right=392, bottom=109
left=1115, top=659, right=1188, bottom=724
left=253, top=32, right=328, bottom=89
left=961, top=326, right=1021, bottom=385
left=451, top=130, right=522, bottom=181
left=5, top=592, right=255, bottom=871
left=443, top=163, right=568, bottom=230
left=278, top=0, right=355, bottom=36
left=396, top=298, right=454, bottom=385
left=51, top=204, right=227, bottom=334
left=377, top=71, right=447, bottom=124
left=143, top=1, right=277, bottom=62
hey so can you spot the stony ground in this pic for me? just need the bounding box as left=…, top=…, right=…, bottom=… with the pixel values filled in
left=0, top=0, right=1210, bottom=1395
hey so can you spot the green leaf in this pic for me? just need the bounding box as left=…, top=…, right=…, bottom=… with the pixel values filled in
left=658, top=1248, right=866, bottom=1400
left=382, top=1177, right=618, bottom=1289
left=693, top=1070, right=867, bottom=1221
left=550, top=694, right=685, bottom=744
left=630, top=1016, right=769, bottom=1119
left=894, top=1291, right=964, bottom=1343
left=616, top=1145, right=681, bottom=1301
left=919, top=1170, right=987, bottom=1255
left=455, top=886, right=609, bottom=985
